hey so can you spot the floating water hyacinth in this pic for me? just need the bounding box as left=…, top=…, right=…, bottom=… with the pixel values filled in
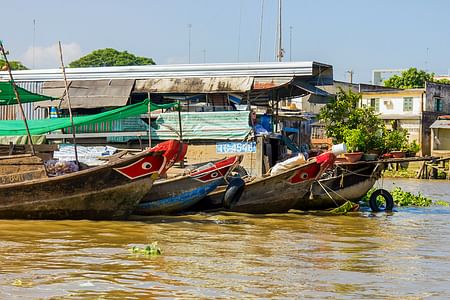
left=329, top=201, right=359, bottom=214
left=129, top=242, right=162, bottom=257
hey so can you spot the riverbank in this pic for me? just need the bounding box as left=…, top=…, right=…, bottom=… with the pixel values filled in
left=383, top=160, right=450, bottom=179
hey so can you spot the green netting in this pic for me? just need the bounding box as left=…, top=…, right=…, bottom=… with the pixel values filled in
left=0, top=99, right=178, bottom=136
left=0, top=81, right=56, bottom=105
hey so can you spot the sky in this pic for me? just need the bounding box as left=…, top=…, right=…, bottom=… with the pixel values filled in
left=2, top=0, right=450, bottom=83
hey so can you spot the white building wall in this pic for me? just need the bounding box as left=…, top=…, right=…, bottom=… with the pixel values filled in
left=361, top=95, right=421, bottom=115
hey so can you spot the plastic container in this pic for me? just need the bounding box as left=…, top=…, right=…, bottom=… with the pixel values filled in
left=331, top=143, right=347, bottom=156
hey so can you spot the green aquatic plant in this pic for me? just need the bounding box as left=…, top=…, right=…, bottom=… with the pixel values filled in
left=129, top=242, right=162, bottom=257
left=329, top=201, right=359, bottom=214
left=361, top=187, right=441, bottom=207
left=391, top=187, right=432, bottom=207
left=432, top=200, right=449, bottom=207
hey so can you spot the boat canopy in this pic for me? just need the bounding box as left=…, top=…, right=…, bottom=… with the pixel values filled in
left=0, top=81, right=56, bottom=105
left=0, top=99, right=177, bottom=136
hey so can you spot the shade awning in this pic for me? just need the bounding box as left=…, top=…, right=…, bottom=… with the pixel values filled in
left=291, top=79, right=331, bottom=97
left=0, top=99, right=177, bottom=136
left=134, top=77, right=254, bottom=93
left=37, top=79, right=135, bottom=108
left=0, top=81, right=55, bottom=105
left=252, top=77, right=293, bottom=90
left=430, top=120, right=450, bottom=129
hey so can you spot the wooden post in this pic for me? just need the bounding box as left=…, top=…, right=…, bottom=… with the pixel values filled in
left=178, top=99, right=183, bottom=141
left=58, top=41, right=79, bottom=166
left=0, top=40, right=36, bottom=155
left=178, top=99, right=184, bottom=168
left=275, top=90, right=279, bottom=132
left=255, top=135, right=265, bottom=177
left=147, top=92, right=152, bottom=148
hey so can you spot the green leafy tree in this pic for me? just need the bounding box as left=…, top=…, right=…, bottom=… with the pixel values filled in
left=0, top=59, right=28, bottom=70
left=318, top=88, right=385, bottom=152
left=384, top=68, right=436, bottom=88
left=69, top=48, right=155, bottom=68
left=435, top=78, right=450, bottom=85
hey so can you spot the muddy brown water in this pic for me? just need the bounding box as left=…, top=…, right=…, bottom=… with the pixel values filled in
left=0, top=179, right=449, bottom=299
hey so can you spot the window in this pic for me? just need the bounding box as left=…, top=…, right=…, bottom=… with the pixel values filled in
left=434, top=97, right=443, bottom=112
left=403, top=97, right=413, bottom=112
left=370, top=98, right=380, bottom=112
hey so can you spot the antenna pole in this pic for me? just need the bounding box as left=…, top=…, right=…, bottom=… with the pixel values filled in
left=276, top=0, right=283, bottom=62
left=258, top=0, right=265, bottom=62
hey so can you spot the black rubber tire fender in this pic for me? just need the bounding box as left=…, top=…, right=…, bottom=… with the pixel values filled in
left=369, top=189, right=394, bottom=212
left=223, top=177, right=245, bottom=209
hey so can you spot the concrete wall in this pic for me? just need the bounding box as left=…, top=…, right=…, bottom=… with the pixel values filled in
left=434, top=128, right=450, bottom=150
left=425, top=82, right=450, bottom=113
left=361, top=94, right=422, bottom=115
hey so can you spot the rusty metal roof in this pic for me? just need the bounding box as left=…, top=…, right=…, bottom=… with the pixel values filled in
left=430, top=120, right=450, bottom=129
left=37, top=79, right=134, bottom=108
left=134, top=77, right=253, bottom=93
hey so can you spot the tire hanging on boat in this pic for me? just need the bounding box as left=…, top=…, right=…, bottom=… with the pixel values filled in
left=369, top=189, right=394, bottom=212
left=223, top=177, right=245, bottom=209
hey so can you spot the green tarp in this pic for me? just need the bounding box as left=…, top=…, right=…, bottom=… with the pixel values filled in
left=0, top=99, right=178, bottom=136
left=152, top=111, right=252, bottom=141
left=0, top=81, right=56, bottom=105
left=107, top=110, right=252, bottom=143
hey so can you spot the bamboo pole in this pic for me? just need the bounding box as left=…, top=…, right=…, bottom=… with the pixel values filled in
left=147, top=92, right=152, bottom=148
left=58, top=41, right=79, bottom=166
left=0, top=40, right=36, bottom=155
left=178, top=99, right=183, bottom=141
left=178, top=99, right=184, bottom=168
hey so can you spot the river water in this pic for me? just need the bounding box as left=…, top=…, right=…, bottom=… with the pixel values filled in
left=0, top=179, right=449, bottom=299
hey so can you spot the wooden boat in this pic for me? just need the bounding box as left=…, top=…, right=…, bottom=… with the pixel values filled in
left=192, top=152, right=336, bottom=214
left=134, top=155, right=242, bottom=215
left=298, top=162, right=384, bottom=210
left=0, top=140, right=183, bottom=220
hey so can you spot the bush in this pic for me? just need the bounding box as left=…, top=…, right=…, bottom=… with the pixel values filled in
left=343, top=128, right=365, bottom=152
left=318, top=88, right=386, bottom=152
left=384, top=129, right=408, bottom=152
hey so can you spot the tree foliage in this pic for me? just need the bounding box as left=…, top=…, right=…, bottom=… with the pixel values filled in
left=318, top=88, right=385, bottom=152
left=383, top=67, right=450, bottom=88
left=69, top=48, right=155, bottom=68
left=0, top=59, right=28, bottom=70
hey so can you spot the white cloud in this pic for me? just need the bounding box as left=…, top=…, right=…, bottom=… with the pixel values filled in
left=22, top=42, right=83, bottom=69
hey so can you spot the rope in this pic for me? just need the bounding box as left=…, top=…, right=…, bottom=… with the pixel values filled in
left=335, top=165, right=374, bottom=178
left=316, top=180, right=348, bottom=207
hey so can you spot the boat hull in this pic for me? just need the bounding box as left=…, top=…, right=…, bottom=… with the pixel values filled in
left=299, top=163, right=383, bottom=210
left=135, top=178, right=221, bottom=215
left=135, top=156, right=240, bottom=215
left=196, top=160, right=323, bottom=214
left=0, top=140, right=182, bottom=220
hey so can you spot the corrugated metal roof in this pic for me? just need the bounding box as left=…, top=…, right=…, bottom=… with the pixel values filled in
left=135, top=77, right=253, bottom=93
left=0, top=81, right=47, bottom=120
left=291, top=79, right=331, bottom=97
left=430, top=120, right=450, bottom=129
left=37, top=79, right=134, bottom=108
left=253, top=77, right=292, bottom=89
left=0, top=61, right=333, bottom=83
